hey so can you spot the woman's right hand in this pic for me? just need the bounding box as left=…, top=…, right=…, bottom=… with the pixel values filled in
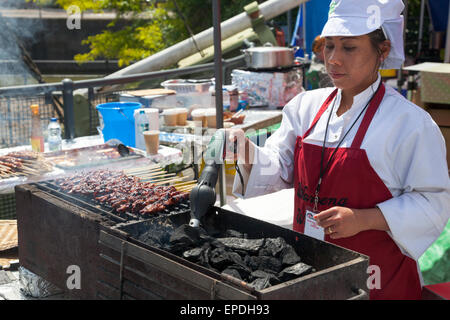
left=225, top=128, right=254, bottom=172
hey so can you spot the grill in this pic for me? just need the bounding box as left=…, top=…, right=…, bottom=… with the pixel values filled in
left=16, top=179, right=370, bottom=300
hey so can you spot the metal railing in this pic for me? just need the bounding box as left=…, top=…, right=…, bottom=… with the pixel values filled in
left=0, top=55, right=246, bottom=148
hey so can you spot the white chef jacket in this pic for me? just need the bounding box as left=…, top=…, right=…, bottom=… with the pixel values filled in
left=233, top=74, right=450, bottom=261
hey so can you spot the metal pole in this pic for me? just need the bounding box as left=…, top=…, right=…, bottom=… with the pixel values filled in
left=418, top=0, right=425, bottom=56
left=212, top=0, right=226, bottom=207
left=397, top=0, right=408, bottom=93
left=62, top=79, right=75, bottom=140
left=302, top=3, right=306, bottom=53
left=445, top=2, right=450, bottom=62
left=287, top=10, right=292, bottom=44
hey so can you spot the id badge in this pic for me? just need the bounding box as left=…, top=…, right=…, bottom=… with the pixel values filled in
left=304, top=210, right=324, bottom=241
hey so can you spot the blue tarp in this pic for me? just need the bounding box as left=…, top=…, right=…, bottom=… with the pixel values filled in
left=428, top=0, right=449, bottom=32
left=291, top=0, right=330, bottom=57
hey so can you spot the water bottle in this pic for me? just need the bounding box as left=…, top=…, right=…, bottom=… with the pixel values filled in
left=134, top=109, right=150, bottom=150
left=47, top=118, right=62, bottom=152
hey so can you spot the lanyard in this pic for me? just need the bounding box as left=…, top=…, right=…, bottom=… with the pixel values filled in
left=313, top=82, right=382, bottom=212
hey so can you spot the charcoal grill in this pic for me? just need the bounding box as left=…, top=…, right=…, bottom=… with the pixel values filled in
left=16, top=180, right=369, bottom=300
left=15, top=179, right=190, bottom=299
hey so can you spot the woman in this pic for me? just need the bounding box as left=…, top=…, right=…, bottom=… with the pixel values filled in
left=229, top=0, right=450, bottom=299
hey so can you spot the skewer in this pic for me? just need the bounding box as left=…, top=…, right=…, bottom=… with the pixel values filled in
left=152, top=177, right=184, bottom=186
left=177, top=185, right=195, bottom=192
left=174, top=180, right=197, bottom=187
left=134, top=172, right=173, bottom=179
left=231, top=109, right=244, bottom=118
left=124, top=165, right=161, bottom=174
left=144, top=174, right=180, bottom=182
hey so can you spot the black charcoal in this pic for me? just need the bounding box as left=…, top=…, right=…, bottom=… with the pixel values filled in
left=182, top=247, right=204, bottom=261
left=216, top=238, right=264, bottom=253
left=280, top=245, right=301, bottom=266
left=225, top=229, right=246, bottom=238
left=279, top=262, right=314, bottom=282
left=210, top=248, right=233, bottom=269
left=227, top=264, right=252, bottom=279
left=247, top=256, right=282, bottom=274
left=138, top=222, right=315, bottom=291
left=169, top=224, right=201, bottom=247
left=258, top=237, right=286, bottom=257
left=250, top=270, right=281, bottom=285
left=249, top=277, right=271, bottom=290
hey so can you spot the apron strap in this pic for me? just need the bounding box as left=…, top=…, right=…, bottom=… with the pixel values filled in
left=302, top=89, right=338, bottom=139
left=351, top=83, right=386, bottom=149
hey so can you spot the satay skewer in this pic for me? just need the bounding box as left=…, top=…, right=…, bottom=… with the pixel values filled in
left=151, top=177, right=184, bottom=186
left=174, top=180, right=197, bottom=187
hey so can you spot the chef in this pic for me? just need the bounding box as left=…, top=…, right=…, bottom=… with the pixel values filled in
left=229, top=0, right=450, bottom=299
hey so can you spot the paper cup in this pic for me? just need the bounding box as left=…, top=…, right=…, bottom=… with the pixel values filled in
left=204, top=108, right=217, bottom=128
left=175, top=108, right=188, bottom=126
left=191, top=109, right=206, bottom=127
left=163, top=109, right=178, bottom=126
left=143, top=130, right=160, bottom=155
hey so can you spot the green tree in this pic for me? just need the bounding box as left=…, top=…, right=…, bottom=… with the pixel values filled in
left=33, top=0, right=261, bottom=67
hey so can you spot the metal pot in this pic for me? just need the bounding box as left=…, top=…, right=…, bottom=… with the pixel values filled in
left=243, top=44, right=296, bottom=69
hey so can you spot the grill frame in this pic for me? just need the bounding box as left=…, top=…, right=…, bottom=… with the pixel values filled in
left=16, top=182, right=370, bottom=300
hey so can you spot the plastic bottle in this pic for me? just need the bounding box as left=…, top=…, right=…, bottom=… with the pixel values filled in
left=47, top=118, right=62, bottom=152
left=30, top=104, right=44, bottom=152
left=134, top=109, right=150, bottom=150
left=222, top=89, right=230, bottom=110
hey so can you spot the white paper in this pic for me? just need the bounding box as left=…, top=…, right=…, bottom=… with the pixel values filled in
left=304, top=210, right=324, bottom=241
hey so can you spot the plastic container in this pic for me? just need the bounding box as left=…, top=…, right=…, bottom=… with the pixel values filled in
left=134, top=110, right=150, bottom=151
left=96, top=102, right=142, bottom=147
left=161, top=79, right=212, bottom=94
left=30, top=104, right=44, bottom=152
left=47, top=118, right=62, bottom=152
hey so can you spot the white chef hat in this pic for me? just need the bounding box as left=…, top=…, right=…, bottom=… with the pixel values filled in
left=321, top=0, right=405, bottom=69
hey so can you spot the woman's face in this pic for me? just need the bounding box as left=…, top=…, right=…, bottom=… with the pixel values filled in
left=323, top=35, right=380, bottom=94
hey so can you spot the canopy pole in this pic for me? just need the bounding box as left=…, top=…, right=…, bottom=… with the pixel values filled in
left=418, top=0, right=426, bottom=56
left=212, top=0, right=226, bottom=206
left=445, top=2, right=450, bottom=62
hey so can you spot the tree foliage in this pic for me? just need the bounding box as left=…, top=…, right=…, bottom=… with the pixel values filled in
left=34, top=0, right=261, bottom=66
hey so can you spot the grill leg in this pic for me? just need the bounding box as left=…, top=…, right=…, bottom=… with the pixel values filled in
left=119, top=241, right=127, bottom=300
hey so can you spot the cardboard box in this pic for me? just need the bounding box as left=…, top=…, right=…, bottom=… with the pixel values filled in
left=425, top=108, right=450, bottom=167
left=404, top=63, right=450, bottom=104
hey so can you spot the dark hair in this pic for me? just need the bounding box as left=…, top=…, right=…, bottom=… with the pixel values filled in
left=368, top=28, right=387, bottom=67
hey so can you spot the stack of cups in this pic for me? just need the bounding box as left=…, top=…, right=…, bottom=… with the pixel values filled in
left=204, top=108, right=217, bottom=128
left=174, top=108, right=188, bottom=126
left=163, top=108, right=189, bottom=126
left=163, top=109, right=178, bottom=126
left=143, top=130, right=160, bottom=155
left=191, top=109, right=207, bottom=127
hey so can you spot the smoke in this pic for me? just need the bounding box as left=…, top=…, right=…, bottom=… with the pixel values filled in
left=0, top=2, right=45, bottom=86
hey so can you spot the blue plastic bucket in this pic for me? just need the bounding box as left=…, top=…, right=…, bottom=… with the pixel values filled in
left=96, top=102, right=142, bottom=147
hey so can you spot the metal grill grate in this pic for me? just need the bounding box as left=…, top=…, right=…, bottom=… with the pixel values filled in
left=33, top=180, right=191, bottom=225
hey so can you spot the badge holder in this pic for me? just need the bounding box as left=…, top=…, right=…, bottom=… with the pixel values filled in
left=304, top=182, right=325, bottom=241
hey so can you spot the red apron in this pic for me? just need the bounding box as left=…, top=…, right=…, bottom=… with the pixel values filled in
left=293, top=84, right=422, bottom=299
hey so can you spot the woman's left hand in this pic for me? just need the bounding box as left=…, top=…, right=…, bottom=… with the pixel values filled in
left=314, top=206, right=364, bottom=239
